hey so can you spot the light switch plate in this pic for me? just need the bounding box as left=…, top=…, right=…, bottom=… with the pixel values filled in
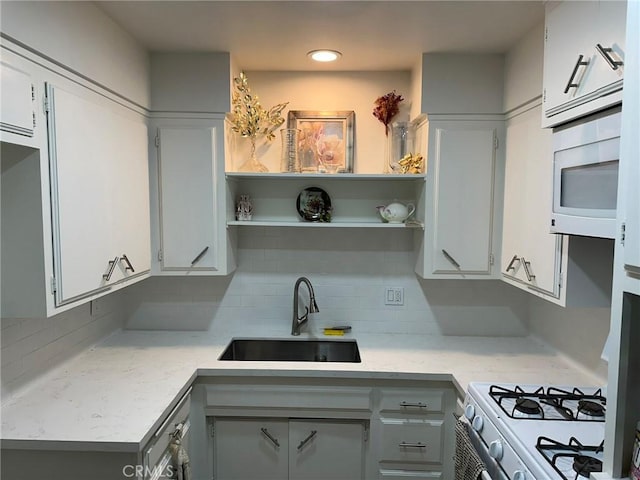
left=384, top=287, right=404, bottom=306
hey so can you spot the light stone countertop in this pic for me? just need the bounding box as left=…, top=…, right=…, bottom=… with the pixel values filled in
left=0, top=329, right=605, bottom=453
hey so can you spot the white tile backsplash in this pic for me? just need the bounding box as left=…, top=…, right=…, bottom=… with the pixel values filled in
left=124, top=228, right=531, bottom=337
left=1, top=292, right=125, bottom=402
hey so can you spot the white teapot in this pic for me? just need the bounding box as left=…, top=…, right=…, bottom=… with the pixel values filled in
left=376, top=202, right=416, bottom=224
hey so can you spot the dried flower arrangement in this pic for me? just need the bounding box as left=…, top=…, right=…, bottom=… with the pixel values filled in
left=229, top=72, right=288, bottom=172
left=372, top=90, right=404, bottom=136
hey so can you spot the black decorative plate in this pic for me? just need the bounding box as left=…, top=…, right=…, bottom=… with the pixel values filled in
left=296, top=187, right=332, bottom=222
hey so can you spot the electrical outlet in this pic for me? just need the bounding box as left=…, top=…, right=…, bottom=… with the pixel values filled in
left=384, top=287, right=404, bottom=306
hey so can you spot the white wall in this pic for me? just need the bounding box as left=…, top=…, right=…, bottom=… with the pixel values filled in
left=0, top=1, right=150, bottom=107
left=229, top=70, right=413, bottom=174
left=125, top=228, right=530, bottom=337
left=503, top=22, right=545, bottom=111
left=1, top=292, right=125, bottom=403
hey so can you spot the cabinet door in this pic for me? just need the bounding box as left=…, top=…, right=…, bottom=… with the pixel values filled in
left=111, top=107, right=150, bottom=282
left=0, top=60, right=34, bottom=139
left=543, top=0, right=625, bottom=119
left=429, top=123, right=497, bottom=275
left=289, top=420, right=364, bottom=480
left=621, top=0, right=640, bottom=276
left=214, top=418, right=288, bottom=480
left=156, top=125, right=219, bottom=271
left=502, top=106, right=564, bottom=298
left=46, top=83, right=149, bottom=304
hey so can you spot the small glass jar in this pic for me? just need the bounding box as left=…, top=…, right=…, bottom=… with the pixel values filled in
left=280, top=128, right=301, bottom=173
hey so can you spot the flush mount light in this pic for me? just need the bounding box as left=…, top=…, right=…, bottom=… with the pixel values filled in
left=307, top=49, right=342, bottom=62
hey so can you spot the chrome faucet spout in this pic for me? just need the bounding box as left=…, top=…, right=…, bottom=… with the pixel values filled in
left=291, top=277, right=319, bottom=336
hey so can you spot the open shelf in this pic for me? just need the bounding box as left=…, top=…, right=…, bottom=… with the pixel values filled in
left=227, top=220, right=424, bottom=229
left=226, top=172, right=426, bottom=181
left=226, top=172, right=426, bottom=229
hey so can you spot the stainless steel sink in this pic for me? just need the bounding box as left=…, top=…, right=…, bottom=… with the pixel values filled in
left=219, top=338, right=361, bottom=363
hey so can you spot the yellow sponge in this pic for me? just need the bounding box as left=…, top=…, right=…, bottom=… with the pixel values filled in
left=323, top=328, right=345, bottom=336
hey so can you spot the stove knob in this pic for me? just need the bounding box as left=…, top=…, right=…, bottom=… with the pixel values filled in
left=513, top=471, right=526, bottom=480
left=464, top=404, right=475, bottom=420
left=489, top=440, right=503, bottom=460
left=471, top=415, right=484, bottom=432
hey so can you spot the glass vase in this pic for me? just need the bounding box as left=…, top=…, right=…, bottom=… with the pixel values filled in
left=238, top=137, right=268, bottom=173
left=280, top=128, right=301, bottom=173
left=385, top=121, right=415, bottom=173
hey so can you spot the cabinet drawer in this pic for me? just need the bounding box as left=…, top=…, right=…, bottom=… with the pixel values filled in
left=379, top=389, right=443, bottom=415
left=144, top=389, right=191, bottom=478
left=378, top=419, right=443, bottom=464
left=206, top=385, right=372, bottom=412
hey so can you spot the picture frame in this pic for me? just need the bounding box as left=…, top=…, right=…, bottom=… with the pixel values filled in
left=287, top=110, right=355, bottom=173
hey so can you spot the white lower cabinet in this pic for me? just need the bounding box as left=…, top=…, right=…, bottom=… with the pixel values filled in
left=416, top=119, right=503, bottom=278
left=200, top=380, right=456, bottom=480
left=213, top=418, right=364, bottom=480
left=150, top=116, right=234, bottom=275
left=501, top=104, right=567, bottom=302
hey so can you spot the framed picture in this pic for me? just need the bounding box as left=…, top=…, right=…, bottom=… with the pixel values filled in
left=287, top=110, right=355, bottom=173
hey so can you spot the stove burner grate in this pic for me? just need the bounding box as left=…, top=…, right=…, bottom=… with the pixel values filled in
left=536, top=436, right=604, bottom=480
left=488, top=385, right=606, bottom=422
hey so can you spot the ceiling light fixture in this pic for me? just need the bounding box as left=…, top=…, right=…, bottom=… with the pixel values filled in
left=307, top=49, right=342, bottom=62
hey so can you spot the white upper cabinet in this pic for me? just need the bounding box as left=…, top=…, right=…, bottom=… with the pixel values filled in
left=620, top=0, right=640, bottom=280
left=151, top=118, right=232, bottom=274
left=417, top=120, right=502, bottom=278
left=46, top=81, right=150, bottom=305
left=542, top=0, right=626, bottom=126
left=0, top=51, right=36, bottom=147
left=502, top=105, right=566, bottom=301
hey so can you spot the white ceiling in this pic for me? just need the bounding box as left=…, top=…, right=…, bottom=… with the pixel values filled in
left=95, top=1, right=545, bottom=71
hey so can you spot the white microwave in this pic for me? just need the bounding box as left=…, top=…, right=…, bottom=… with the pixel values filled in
left=551, top=108, right=621, bottom=239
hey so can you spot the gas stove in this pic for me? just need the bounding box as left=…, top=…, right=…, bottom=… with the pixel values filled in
left=463, top=382, right=607, bottom=480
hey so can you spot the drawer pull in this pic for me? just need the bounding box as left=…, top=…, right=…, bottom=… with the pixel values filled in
left=521, top=257, right=536, bottom=282
left=442, top=249, right=461, bottom=269
left=191, top=246, right=209, bottom=266
left=102, top=256, right=119, bottom=281
left=596, top=43, right=623, bottom=71
left=399, top=441, right=427, bottom=448
left=400, top=401, right=427, bottom=408
left=505, top=254, right=519, bottom=272
left=297, top=430, right=317, bottom=451
left=564, top=54, right=590, bottom=93
left=260, top=427, right=280, bottom=448
left=121, top=253, right=135, bottom=272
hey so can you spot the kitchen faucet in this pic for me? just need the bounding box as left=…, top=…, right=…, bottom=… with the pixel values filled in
left=291, top=277, right=319, bottom=336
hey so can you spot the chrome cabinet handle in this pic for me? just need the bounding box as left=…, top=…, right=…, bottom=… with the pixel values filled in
left=121, top=254, right=135, bottom=273
left=190, top=246, right=209, bottom=266
left=102, top=256, right=119, bottom=281
left=260, top=428, right=280, bottom=448
left=400, top=401, right=427, bottom=408
left=399, top=442, right=427, bottom=448
left=596, top=43, right=623, bottom=70
left=564, top=54, right=590, bottom=93
left=442, top=249, right=461, bottom=269
left=297, top=430, right=317, bottom=451
left=505, top=254, right=520, bottom=273
left=521, top=257, right=536, bottom=281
